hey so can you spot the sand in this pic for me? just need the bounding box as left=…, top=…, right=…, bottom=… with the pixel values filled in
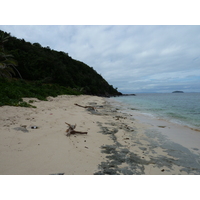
left=1, top=95, right=200, bottom=175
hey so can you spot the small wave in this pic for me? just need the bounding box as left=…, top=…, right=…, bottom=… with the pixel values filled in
left=166, top=112, right=188, bottom=120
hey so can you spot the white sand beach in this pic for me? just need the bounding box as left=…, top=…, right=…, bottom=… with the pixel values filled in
left=1, top=95, right=200, bottom=175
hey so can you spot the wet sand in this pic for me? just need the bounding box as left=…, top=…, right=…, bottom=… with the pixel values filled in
left=0, top=95, right=200, bottom=175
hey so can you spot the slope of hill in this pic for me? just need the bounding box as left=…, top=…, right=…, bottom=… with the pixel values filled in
left=0, top=30, right=121, bottom=97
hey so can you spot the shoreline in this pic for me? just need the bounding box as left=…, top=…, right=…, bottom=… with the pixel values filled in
left=111, top=94, right=200, bottom=132
left=97, top=99, right=200, bottom=174
left=1, top=95, right=200, bottom=175
left=108, top=97, right=200, bottom=154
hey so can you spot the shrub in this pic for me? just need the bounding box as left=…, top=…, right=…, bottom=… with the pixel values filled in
left=0, top=78, right=82, bottom=107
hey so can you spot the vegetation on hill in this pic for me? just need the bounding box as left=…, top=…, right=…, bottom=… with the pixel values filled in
left=0, top=78, right=81, bottom=107
left=0, top=30, right=121, bottom=107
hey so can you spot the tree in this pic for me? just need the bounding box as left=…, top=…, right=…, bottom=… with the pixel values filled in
left=33, top=42, right=42, bottom=48
left=0, top=33, right=22, bottom=79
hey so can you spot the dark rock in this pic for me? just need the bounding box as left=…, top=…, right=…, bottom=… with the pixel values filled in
left=158, top=126, right=166, bottom=128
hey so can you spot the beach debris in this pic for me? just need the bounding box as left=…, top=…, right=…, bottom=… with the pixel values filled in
left=31, top=126, right=38, bottom=129
left=20, top=125, right=27, bottom=128
left=161, top=169, right=165, bottom=172
left=158, top=126, right=166, bottom=128
left=74, top=103, right=96, bottom=111
left=50, top=173, right=65, bottom=175
left=191, top=128, right=200, bottom=132
left=114, top=115, right=127, bottom=120
left=65, top=122, right=87, bottom=137
left=74, top=103, right=102, bottom=115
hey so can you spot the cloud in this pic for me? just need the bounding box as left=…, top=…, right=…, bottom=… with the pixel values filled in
left=0, top=25, right=200, bottom=93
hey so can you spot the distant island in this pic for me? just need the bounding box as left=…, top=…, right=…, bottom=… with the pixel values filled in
left=172, top=91, right=184, bottom=93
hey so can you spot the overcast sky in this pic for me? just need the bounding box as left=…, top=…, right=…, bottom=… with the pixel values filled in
left=1, top=25, right=200, bottom=93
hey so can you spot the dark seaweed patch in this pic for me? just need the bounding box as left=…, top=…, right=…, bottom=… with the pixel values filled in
left=95, top=105, right=200, bottom=175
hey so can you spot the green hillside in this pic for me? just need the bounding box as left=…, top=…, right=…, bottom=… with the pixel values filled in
left=0, top=30, right=121, bottom=106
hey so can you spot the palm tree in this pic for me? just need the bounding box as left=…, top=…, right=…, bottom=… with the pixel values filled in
left=0, top=33, right=22, bottom=79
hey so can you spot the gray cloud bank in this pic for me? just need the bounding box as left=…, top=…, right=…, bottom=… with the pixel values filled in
left=1, top=25, right=200, bottom=93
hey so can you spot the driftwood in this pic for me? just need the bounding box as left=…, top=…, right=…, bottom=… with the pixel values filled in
left=65, top=122, right=87, bottom=137
left=74, top=103, right=96, bottom=111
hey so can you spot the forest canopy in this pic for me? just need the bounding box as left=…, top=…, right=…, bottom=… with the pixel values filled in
left=0, top=30, right=121, bottom=97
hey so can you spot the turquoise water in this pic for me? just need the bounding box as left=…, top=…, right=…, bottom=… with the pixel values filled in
left=112, top=93, right=200, bottom=129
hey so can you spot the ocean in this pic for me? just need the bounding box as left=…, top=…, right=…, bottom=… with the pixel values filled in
left=111, top=93, right=200, bottom=129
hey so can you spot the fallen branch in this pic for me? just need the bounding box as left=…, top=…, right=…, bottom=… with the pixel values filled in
left=74, top=103, right=96, bottom=111
left=65, top=122, right=87, bottom=137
